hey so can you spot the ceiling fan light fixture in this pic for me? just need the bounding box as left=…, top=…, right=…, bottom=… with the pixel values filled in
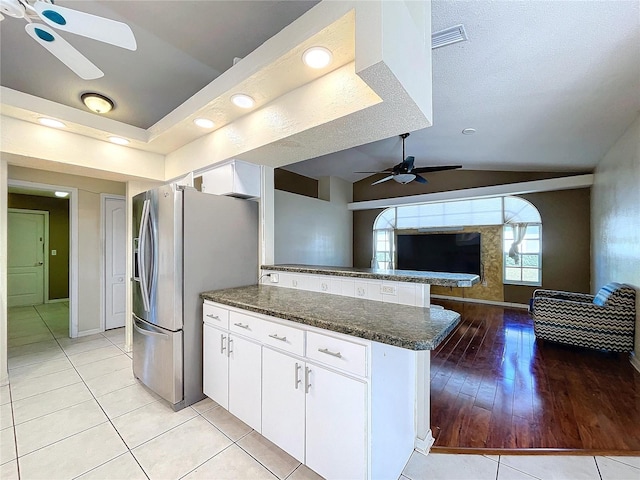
left=38, top=117, right=66, bottom=128
left=108, top=136, right=130, bottom=145
left=194, top=118, right=215, bottom=129
left=54, top=191, right=70, bottom=198
left=81, top=92, right=114, bottom=114
left=231, top=94, right=255, bottom=109
left=302, top=46, right=332, bottom=69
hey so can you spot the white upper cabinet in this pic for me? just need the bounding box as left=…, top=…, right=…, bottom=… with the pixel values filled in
left=200, top=160, right=261, bottom=199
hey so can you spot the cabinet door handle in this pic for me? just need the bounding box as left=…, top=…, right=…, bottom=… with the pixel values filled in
left=228, top=338, right=233, bottom=357
left=268, top=333, right=287, bottom=342
left=220, top=334, right=227, bottom=354
left=295, top=362, right=302, bottom=390
left=305, top=366, right=312, bottom=394
left=233, top=322, right=250, bottom=330
left=318, top=347, right=342, bottom=359
left=206, top=314, right=220, bottom=320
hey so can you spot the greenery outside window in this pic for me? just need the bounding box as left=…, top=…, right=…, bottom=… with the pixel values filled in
left=503, top=224, right=542, bottom=286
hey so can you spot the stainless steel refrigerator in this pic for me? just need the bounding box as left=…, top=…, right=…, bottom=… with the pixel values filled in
left=132, top=184, right=258, bottom=410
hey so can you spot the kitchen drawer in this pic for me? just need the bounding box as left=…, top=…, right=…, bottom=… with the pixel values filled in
left=261, top=319, right=304, bottom=356
left=306, top=331, right=367, bottom=377
left=203, top=302, right=229, bottom=329
left=229, top=311, right=263, bottom=341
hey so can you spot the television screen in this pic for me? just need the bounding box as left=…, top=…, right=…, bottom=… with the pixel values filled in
left=396, top=233, right=481, bottom=275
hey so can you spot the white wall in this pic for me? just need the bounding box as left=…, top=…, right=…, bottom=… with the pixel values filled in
left=275, top=177, right=352, bottom=267
left=8, top=166, right=126, bottom=334
left=591, top=114, right=640, bottom=363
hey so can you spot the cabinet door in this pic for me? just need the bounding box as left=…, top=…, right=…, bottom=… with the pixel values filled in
left=228, top=335, right=262, bottom=432
left=262, top=348, right=305, bottom=462
left=305, top=365, right=367, bottom=480
left=203, top=324, right=229, bottom=409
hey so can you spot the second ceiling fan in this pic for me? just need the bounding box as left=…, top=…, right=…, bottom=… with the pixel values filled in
left=357, top=133, right=462, bottom=185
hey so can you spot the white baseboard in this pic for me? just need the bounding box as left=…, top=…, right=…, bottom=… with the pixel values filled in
left=77, top=328, right=102, bottom=337
left=47, top=298, right=69, bottom=304
left=414, top=429, right=435, bottom=455
left=630, top=352, right=640, bottom=374
left=431, top=294, right=529, bottom=309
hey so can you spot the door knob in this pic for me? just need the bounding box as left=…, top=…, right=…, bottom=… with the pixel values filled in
left=118, top=277, right=124, bottom=282
left=35, top=262, right=44, bottom=266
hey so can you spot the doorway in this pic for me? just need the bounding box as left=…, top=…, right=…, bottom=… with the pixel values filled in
left=7, top=209, right=49, bottom=307
left=102, top=195, right=127, bottom=330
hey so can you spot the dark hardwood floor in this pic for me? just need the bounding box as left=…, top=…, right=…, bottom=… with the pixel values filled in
left=429, top=299, right=640, bottom=454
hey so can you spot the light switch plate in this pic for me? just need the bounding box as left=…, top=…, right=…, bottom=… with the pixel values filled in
left=51, top=250, right=57, bottom=256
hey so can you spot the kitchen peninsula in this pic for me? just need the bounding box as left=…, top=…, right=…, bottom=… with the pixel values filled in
left=201, top=266, right=479, bottom=479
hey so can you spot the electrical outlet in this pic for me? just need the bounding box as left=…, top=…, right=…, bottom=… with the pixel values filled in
left=270, top=273, right=279, bottom=283
left=381, top=284, right=397, bottom=295
left=51, top=250, right=57, bottom=256
left=482, top=280, right=488, bottom=286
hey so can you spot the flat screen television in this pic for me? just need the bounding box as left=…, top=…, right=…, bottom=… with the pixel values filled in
left=396, top=232, right=481, bottom=275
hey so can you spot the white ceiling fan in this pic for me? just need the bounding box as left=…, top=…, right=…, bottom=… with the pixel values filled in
left=0, top=0, right=137, bottom=80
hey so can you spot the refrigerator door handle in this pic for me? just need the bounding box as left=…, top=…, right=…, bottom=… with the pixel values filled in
left=138, top=199, right=152, bottom=312
left=133, top=317, right=169, bottom=339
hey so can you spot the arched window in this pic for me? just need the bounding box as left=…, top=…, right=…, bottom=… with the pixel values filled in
left=372, top=196, right=542, bottom=285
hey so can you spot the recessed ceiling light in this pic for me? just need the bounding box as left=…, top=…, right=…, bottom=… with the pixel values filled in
left=81, top=92, right=114, bottom=114
left=54, top=191, right=69, bottom=198
left=108, top=136, right=130, bottom=145
left=231, top=94, right=255, bottom=109
left=462, top=128, right=476, bottom=135
left=302, top=46, right=333, bottom=69
left=38, top=118, right=66, bottom=128
left=194, top=118, right=215, bottom=129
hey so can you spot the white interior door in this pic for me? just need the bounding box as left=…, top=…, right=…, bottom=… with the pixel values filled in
left=105, top=197, right=127, bottom=330
left=8, top=211, right=45, bottom=307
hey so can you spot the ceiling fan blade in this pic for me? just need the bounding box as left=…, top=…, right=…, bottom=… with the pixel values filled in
left=371, top=175, right=394, bottom=186
left=25, top=24, right=104, bottom=80
left=413, top=174, right=428, bottom=184
left=34, top=0, right=137, bottom=51
left=411, top=165, right=462, bottom=174
left=354, top=170, right=393, bottom=174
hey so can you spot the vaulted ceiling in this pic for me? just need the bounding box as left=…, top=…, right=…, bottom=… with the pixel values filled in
left=1, top=1, right=638, bottom=184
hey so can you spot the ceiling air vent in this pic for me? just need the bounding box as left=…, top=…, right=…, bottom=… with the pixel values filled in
left=432, top=24, right=468, bottom=49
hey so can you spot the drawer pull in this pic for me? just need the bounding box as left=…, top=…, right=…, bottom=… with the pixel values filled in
left=268, top=333, right=287, bottom=342
left=318, top=348, right=342, bottom=358
left=295, top=362, right=301, bottom=390
left=206, top=314, right=220, bottom=320
left=233, top=322, right=250, bottom=330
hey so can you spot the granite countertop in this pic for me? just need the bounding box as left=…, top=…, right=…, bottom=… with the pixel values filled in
left=201, top=285, right=461, bottom=351
left=261, top=264, right=480, bottom=288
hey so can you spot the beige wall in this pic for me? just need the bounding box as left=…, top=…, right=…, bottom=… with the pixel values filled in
left=275, top=169, right=318, bottom=199
left=591, top=114, right=640, bottom=360
left=352, top=171, right=592, bottom=305
left=8, top=166, right=126, bottom=334
left=8, top=194, right=70, bottom=300
left=275, top=177, right=352, bottom=267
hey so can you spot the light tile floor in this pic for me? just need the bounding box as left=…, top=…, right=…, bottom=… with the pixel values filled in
left=2, top=304, right=639, bottom=480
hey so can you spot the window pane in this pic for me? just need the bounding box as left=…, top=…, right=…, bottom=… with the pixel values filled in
left=521, top=254, right=539, bottom=267
left=520, top=240, right=540, bottom=253
left=504, top=255, right=518, bottom=267
left=505, top=268, right=521, bottom=281
left=522, top=268, right=540, bottom=282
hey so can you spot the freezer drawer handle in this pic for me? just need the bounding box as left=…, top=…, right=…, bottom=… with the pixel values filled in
left=268, top=333, right=287, bottom=342
left=318, top=348, right=342, bottom=359
left=233, top=322, right=250, bottom=330
left=133, top=320, right=169, bottom=339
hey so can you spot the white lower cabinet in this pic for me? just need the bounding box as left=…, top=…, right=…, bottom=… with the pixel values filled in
left=305, top=363, right=367, bottom=480
left=228, top=334, right=262, bottom=432
left=204, top=300, right=417, bottom=480
left=203, top=322, right=261, bottom=432
left=262, top=348, right=306, bottom=462
left=203, top=323, right=228, bottom=409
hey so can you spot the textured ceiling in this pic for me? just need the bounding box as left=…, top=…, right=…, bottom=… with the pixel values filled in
left=0, top=1, right=319, bottom=129
left=285, top=0, right=640, bottom=182
left=1, top=1, right=638, bottom=183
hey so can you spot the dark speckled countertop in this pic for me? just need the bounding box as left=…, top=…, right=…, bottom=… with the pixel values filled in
left=201, top=285, right=461, bottom=351
left=261, top=264, right=480, bottom=287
